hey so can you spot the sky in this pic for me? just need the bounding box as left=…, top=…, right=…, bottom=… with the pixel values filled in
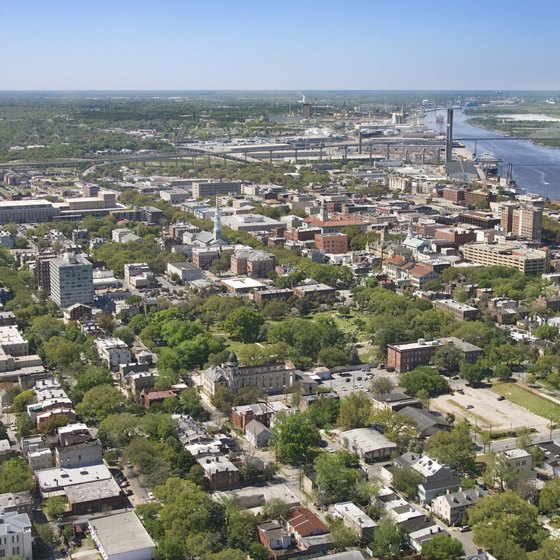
left=0, top=0, right=559, bottom=91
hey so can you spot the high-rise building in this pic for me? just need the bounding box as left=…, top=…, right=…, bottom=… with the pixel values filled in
left=213, top=199, right=222, bottom=242
left=49, top=253, right=94, bottom=308
left=500, top=204, right=542, bottom=241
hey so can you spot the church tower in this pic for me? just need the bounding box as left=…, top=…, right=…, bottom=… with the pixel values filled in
left=320, top=199, right=329, bottom=222
left=225, top=351, right=239, bottom=392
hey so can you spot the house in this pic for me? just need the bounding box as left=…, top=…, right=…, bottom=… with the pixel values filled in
left=502, top=448, right=534, bottom=481
left=89, top=511, right=156, bottom=560
left=394, top=452, right=461, bottom=506
left=231, top=401, right=290, bottom=432
left=95, top=338, right=131, bottom=370
left=258, top=520, right=292, bottom=552
left=245, top=420, right=271, bottom=448
left=216, top=483, right=300, bottom=511
left=196, top=454, right=240, bottom=490
left=397, top=407, right=451, bottom=438
left=333, top=502, right=376, bottom=543
left=339, top=428, right=397, bottom=463
left=0, top=510, right=32, bottom=560
left=432, top=486, right=490, bottom=526
left=140, top=388, right=180, bottom=409
left=286, top=507, right=333, bottom=555
left=372, top=392, right=421, bottom=412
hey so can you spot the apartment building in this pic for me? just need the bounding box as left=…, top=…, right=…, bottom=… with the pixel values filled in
left=0, top=510, right=32, bottom=560
left=49, top=253, right=94, bottom=308
left=462, top=243, right=549, bottom=275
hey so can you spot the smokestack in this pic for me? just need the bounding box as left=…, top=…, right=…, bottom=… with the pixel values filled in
left=446, top=109, right=454, bottom=163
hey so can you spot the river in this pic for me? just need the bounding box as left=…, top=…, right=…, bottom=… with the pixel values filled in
left=423, top=109, right=560, bottom=198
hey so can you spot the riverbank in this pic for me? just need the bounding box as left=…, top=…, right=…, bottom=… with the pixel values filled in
left=464, top=109, right=560, bottom=149
left=423, top=109, right=560, bottom=197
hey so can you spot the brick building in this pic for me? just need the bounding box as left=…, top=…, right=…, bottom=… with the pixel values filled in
left=314, top=233, right=348, bottom=254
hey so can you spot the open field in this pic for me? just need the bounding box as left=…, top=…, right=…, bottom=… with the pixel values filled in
left=491, top=383, right=560, bottom=424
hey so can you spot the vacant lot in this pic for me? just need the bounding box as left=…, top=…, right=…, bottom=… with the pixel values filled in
left=432, top=384, right=550, bottom=434
left=491, top=383, right=560, bottom=423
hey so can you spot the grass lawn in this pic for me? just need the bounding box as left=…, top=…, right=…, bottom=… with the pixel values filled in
left=491, top=383, right=560, bottom=423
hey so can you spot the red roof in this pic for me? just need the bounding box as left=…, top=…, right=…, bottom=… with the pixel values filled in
left=287, top=507, right=328, bottom=537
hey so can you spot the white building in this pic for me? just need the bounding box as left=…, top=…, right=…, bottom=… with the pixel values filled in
left=333, top=502, right=376, bottom=542
left=96, top=338, right=131, bottom=370
left=49, top=253, right=94, bottom=308
left=89, top=511, right=155, bottom=560
left=339, top=428, right=397, bottom=463
left=0, top=510, right=32, bottom=560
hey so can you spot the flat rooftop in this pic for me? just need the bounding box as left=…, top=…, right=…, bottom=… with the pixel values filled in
left=65, top=478, right=121, bottom=504
left=89, top=511, right=155, bottom=556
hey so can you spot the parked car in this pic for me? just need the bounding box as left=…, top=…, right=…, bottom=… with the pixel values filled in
left=497, top=395, right=506, bottom=401
left=460, top=526, right=471, bottom=533
left=466, top=404, right=474, bottom=409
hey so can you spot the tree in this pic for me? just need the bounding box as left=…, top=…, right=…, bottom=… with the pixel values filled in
left=76, top=385, right=126, bottom=423
left=328, top=518, right=360, bottom=549
left=530, top=540, right=560, bottom=560
left=371, top=521, right=406, bottom=559
left=432, top=345, right=463, bottom=374
left=42, top=336, right=81, bottom=368
left=469, top=491, right=545, bottom=554
left=337, top=392, right=371, bottom=430
left=307, top=397, right=340, bottom=429
left=223, top=307, right=264, bottom=343
left=371, top=376, right=395, bottom=395
left=113, top=326, right=136, bottom=346
left=317, top=347, right=347, bottom=368
left=392, top=466, right=424, bottom=499
left=12, top=389, right=36, bottom=412
left=44, top=496, right=67, bottom=520
left=483, top=452, right=517, bottom=492
left=400, top=367, right=449, bottom=397
left=211, top=386, right=234, bottom=413
left=270, top=412, right=321, bottom=464
left=98, top=413, right=143, bottom=448
left=371, top=409, right=419, bottom=451
left=0, top=458, right=34, bottom=493
left=493, top=363, right=512, bottom=380
left=314, top=451, right=361, bottom=505
left=425, top=423, right=476, bottom=475
left=539, top=477, right=560, bottom=513
left=534, top=324, right=559, bottom=342
left=459, top=361, right=486, bottom=385
left=261, top=498, right=291, bottom=521
left=421, top=534, right=464, bottom=560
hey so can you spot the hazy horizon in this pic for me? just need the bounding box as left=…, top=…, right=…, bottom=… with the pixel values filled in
left=1, top=0, right=558, bottom=90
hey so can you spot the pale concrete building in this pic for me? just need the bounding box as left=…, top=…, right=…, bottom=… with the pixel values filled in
left=49, top=253, right=94, bottom=308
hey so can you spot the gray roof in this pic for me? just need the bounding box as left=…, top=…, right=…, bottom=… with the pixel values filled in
left=89, top=511, right=155, bottom=556
left=65, top=478, right=122, bottom=504
left=0, top=511, right=31, bottom=535
left=445, top=161, right=479, bottom=180
left=314, top=551, right=365, bottom=560
left=246, top=419, right=271, bottom=438
left=397, top=406, right=450, bottom=436
left=435, top=486, right=489, bottom=508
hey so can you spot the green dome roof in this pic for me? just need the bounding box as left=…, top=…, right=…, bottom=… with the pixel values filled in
left=228, top=351, right=238, bottom=363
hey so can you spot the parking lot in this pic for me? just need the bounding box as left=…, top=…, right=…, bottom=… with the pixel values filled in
left=431, top=385, right=550, bottom=433
left=327, top=365, right=401, bottom=398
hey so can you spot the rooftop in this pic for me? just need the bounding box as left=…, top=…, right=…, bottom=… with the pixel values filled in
left=89, top=511, right=155, bottom=556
